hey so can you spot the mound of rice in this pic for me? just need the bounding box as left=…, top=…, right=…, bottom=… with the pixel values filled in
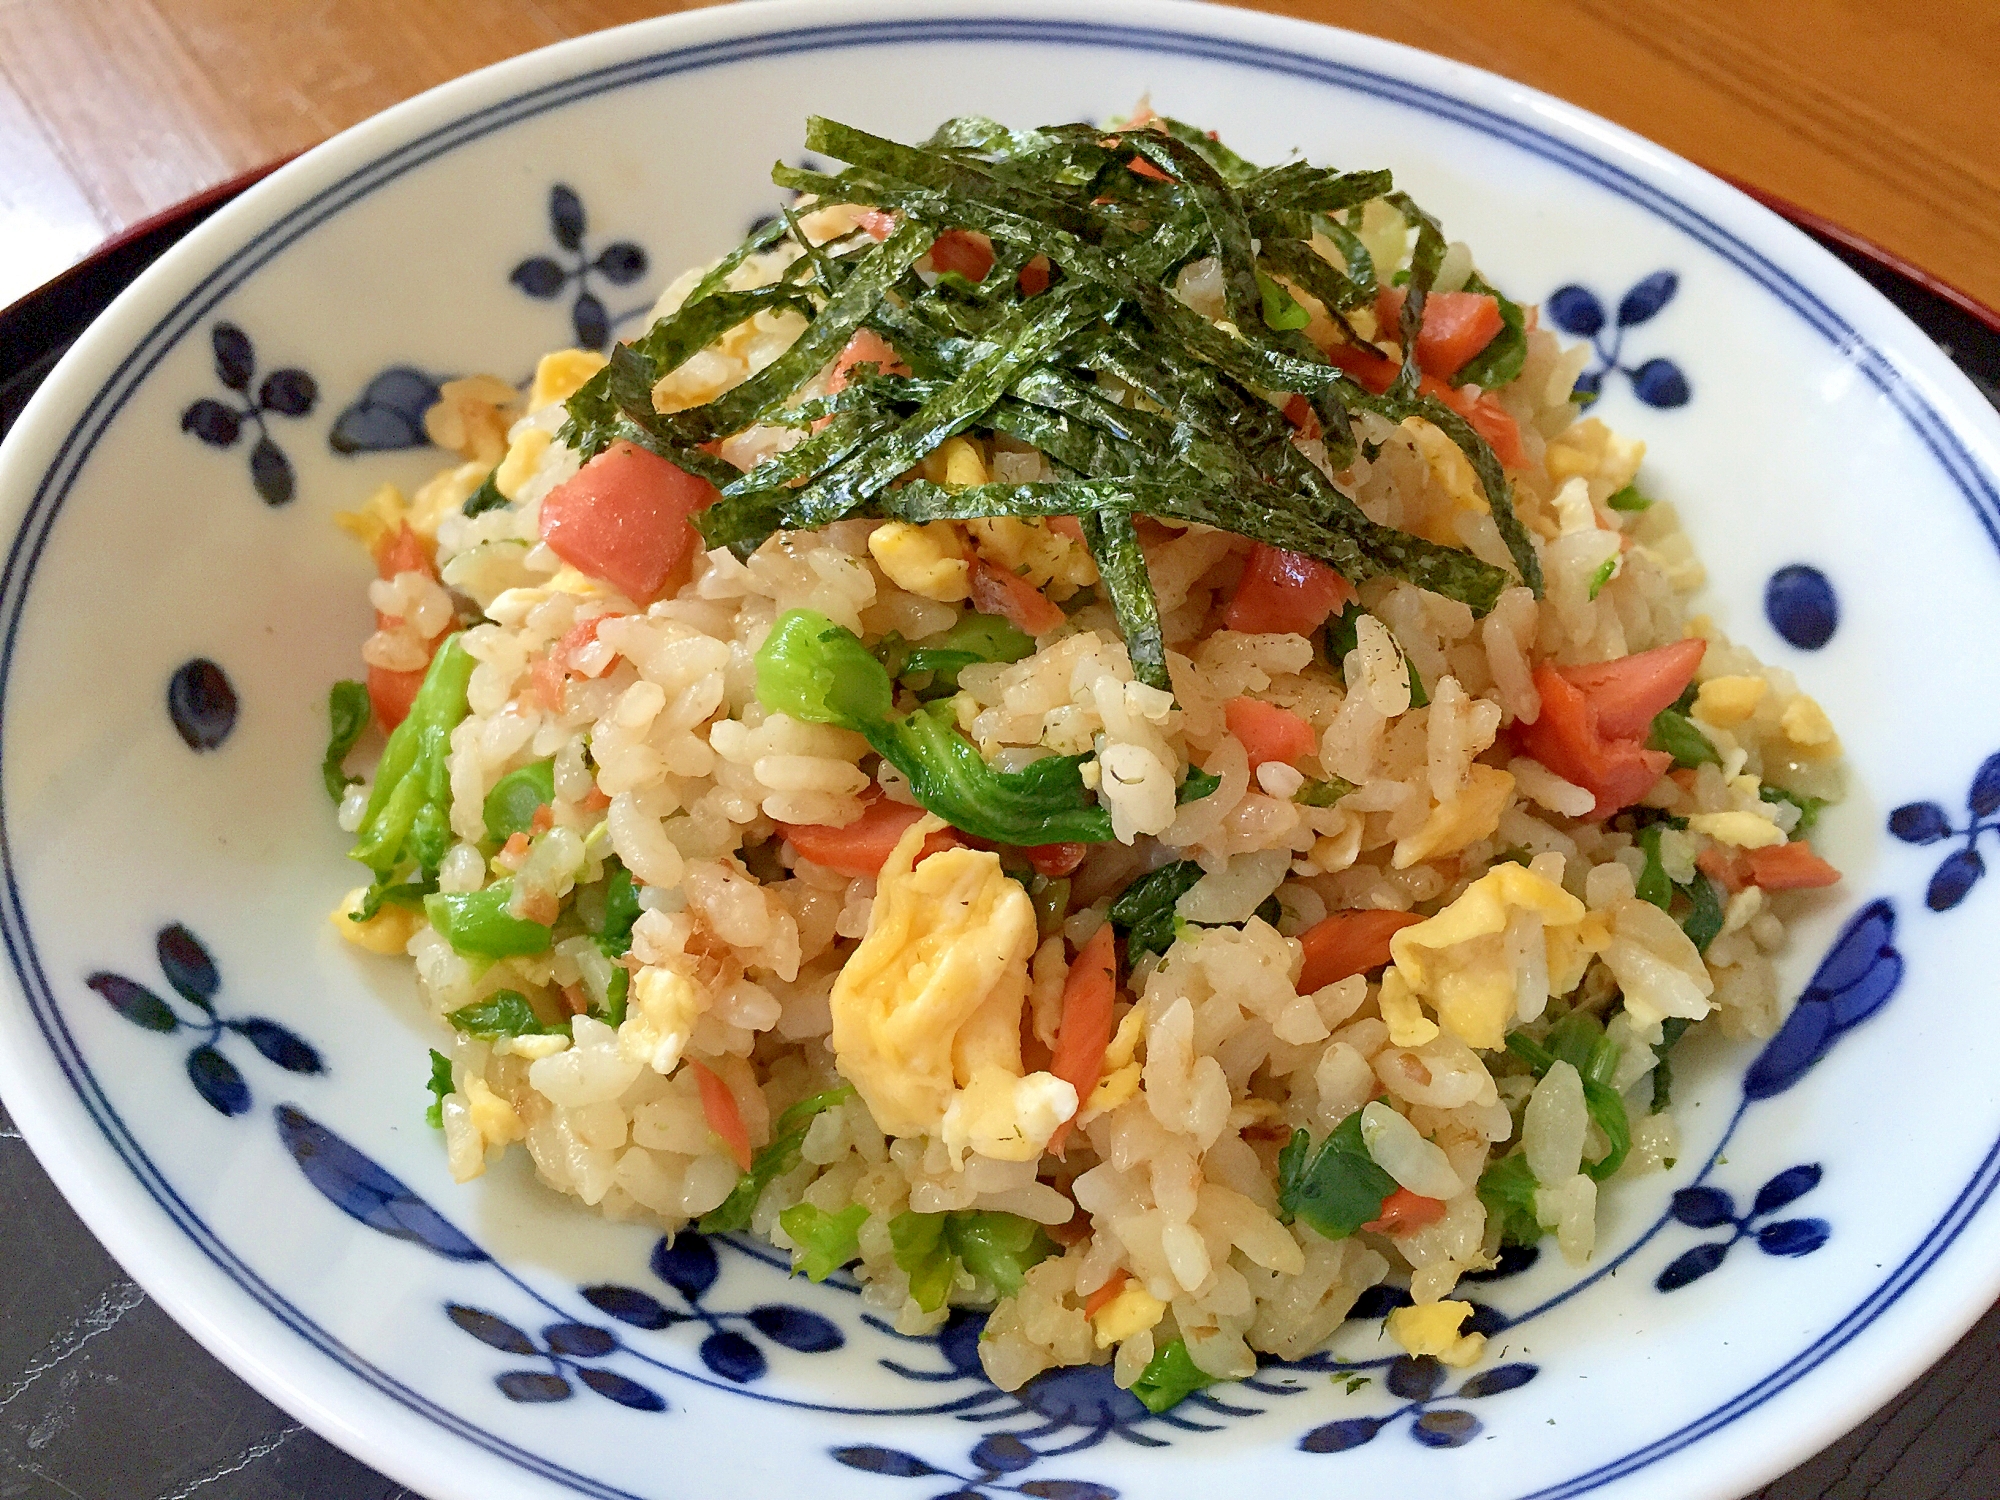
left=326, top=151, right=1843, bottom=1397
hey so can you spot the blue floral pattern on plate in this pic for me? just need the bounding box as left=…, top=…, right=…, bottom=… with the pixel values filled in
left=1889, top=753, right=2000, bottom=910
left=86, top=927, right=322, bottom=1117
left=1547, top=272, right=1691, bottom=408
left=511, top=185, right=651, bottom=353
left=179, top=322, right=318, bottom=503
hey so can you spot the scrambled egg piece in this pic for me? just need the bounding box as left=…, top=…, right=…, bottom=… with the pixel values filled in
left=619, top=966, right=705, bottom=1074
left=1694, top=675, right=1766, bottom=728
left=494, top=426, right=553, bottom=501
left=424, top=375, right=518, bottom=466
left=869, top=520, right=970, bottom=601
left=1780, top=693, right=1840, bottom=759
left=1092, top=1281, right=1167, bottom=1349
left=1404, top=417, right=1487, bottom=520
left=1387, top=1300, right=1486, bottom=1368
left=1079, top=1006, right=1145, bottom=1121
left=829, top=815, right=1076, bottom=1163
left=1389, top=863, right=1609, bottom=1049
left=1544, top=417, right=1644, bottom=493
left=330, top=886, right=423, bottom=954
left=1689, top=810, right=1785, bottom=849
left=1393, top=765, right=1515, bottom=870
left=332, top=482, right=412, bottom=555
left=529, top=349, right=608, bottom=413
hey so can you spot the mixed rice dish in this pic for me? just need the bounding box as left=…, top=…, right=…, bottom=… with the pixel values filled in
left=323, top=111, right=1846, bottom=1408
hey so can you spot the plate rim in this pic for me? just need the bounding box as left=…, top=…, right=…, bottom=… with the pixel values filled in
left=1, top=4, right=1998, bottom=1498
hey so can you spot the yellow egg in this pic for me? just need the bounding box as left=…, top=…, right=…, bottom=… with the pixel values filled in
left=1386, top=1300, right=1486, bottom=1367
left=829, top=816, right=1074, bottom=1163
left=1389, top=863, right=1608, bottom=1049
left=330, top=886, right=423, bottom=954
left=868, top=521, right=970, bottom=602
left=1393, top=764, right=1515, bottom=869
left=529, top=349, right=609, bottom=412
left=1092, top=1282, right=1167, bottom=1349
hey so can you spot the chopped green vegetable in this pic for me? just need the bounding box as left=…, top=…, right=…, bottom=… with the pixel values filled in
left=1760, top=784, right=1828, bottom=836
left=445, top=989, right=566, bottom=1040
left=349, top=636, right=474, bottom=879
left=483, top=759, right=556, bottom=843
left=1510, top=1014, right=1630, bottom=1181
left=1294, top=775, right=1357, bottom=807
left=1131, top=1338, right=1222, bottom=1415
left=424, top=1049, right=454, bottom=1128
left=1648, top=708, right=1720, bottom=769
left=1679, top=871, right=1726, bottom=953
left=1256, top=269, right=1311, bottom=331
left=756, top=610, right=1115, bottom=844
left=1605, top=484, right=1652, bottom=513
left=1275, top=1112, right=1398, bottom=1240
left=350, top=874, right=435, bottom=924
left=1405, top=650, right=1429, bottom=708
left=1177, top=767, right=1222, bottom=805
left=889, top=1212, right=958, bottom=1312
left=1109, top=860, right=1207, bottom=961
left=1325, top=601, right=1364, bottom=681
left=1032, top=876, right=1071, bottom=940
left=1634, top=824, right=1673, bottom=911
left=461, top=472, right=507, bottom=517
left=779, top=1201, right=870, bottom=1281
left=1451, top=273, right=1527, bottom=390
left=1477, top=1152, right=1543, bottom=1246
left=424, top=882, right=553, bottom=959
left=322, top=680, right=370, bottom=802
left=942, top=1211, right=1056, bottom=1297
left=700, top=1084, right=857, bottom=1234
left=1587, top=554, right=1618, bottom=601
left=1651, top=1015, right=1693, bottom=1113
left=897, top=611, right=1034, bottom=693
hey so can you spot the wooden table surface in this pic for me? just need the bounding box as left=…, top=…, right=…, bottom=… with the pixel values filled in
left=0, top=2, right=1997, bottom=1498
left=1, top=0, right=1998, bottom=317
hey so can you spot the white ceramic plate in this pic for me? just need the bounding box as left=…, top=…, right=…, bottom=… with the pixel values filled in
left=3, top=3, right=1998, bottom=1497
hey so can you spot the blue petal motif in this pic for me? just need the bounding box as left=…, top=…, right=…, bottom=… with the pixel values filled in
left=1757, top=1218, right=1832, bottom=1257
left=448, top=1305, right=537, bottom=1354
left=1546, top=285, right=1606, bottom=337
left=1655, top=1241, right=1730, bottom=1292
left=212, top=324, right=255, bottom=390
left=831, top=1447, right=943, bottom=1477
left=1971, top=753, right=2000, bottom=819
left=256, top=369, right=318, bottom=417
left=1018, top=1483, right=1119, bottom=1500
left=1889, top=801, right=1951, bottom=845
left=328, top=368, right=444, bottom=454
left=550, top=185, right=587, bottom=250
left=180, top=399, right=241, bottom=447
left=652, top=1233, right=720, bottom=1300
left=1629, top=357, right=1691, bottom=408
left=581, top=1284, right=677, bottom=1330
left=542, top=1322, right=616, bottom=1358
left=573, top=293, right=610, bottom=353
left=1386, top=1356, right=1445, bottom=1401
left=276, top=1106, right=488, bottom=1261
left=1764, top=564, right=1839, bottom=650
left=1298, top=1417, right=1385, bottom=1453
left=701, top=1329, right=766, bottom=1383
left=1456, top=1364, right=1538, bottom=1399
left=1411, top=1410, right=1480, bottom=1448
left=1347, top=1284, right=1413, bottom=1320
left=972, top=1434, right=1038, bottom=1473
left=87, top=973, right=180, bottom=1033
left=497, top=1370, right=571, bottom=1403
left=1669, top=1186, right=1736, bottom=1229
left=229, top=1019, right=323, bottom=1074
left=511, top=256, right=568, bottom=298
left=156, top=925, right=219, bottom=1008
left=575, top=1367, right=667, bottom=1412
left=249, top=434, right=294, bottom=505
left=167, top=658, right=238, bottom=750
left=1928, top=848, right=1985, bottom=911
left=596, top=243, right=649, bottom=285
left=1015, top=1357, right=1149, bottom=1429
left=747, top=1304, right=843, bottom=1353
left=1753, top=1164, right=1823, bottom=1216
left=1617, top=271, right=1679, bottom=326
left=1743, top=900, right=1902, bottom=1099
left=186, top=1045, right=249, bottom=1116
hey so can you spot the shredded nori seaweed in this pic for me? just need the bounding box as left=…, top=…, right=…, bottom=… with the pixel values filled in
left=558, top=111, right=1543, bottom=685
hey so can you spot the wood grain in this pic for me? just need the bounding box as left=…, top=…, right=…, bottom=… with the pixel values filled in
left=0, top=0, right=1995, bottom=314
